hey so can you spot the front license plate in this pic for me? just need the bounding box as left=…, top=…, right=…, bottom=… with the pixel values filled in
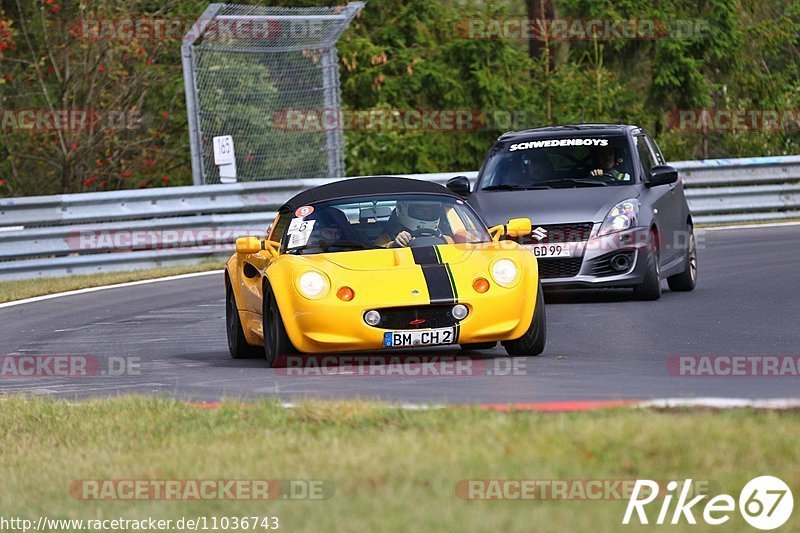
left=383, top=328, right=456, bottom=348
left=528, top=243, right=572, bottom=258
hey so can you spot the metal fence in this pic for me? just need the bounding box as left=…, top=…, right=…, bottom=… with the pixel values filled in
left=675, top=156, right=800, bottom=225
left=1, top=156, right=799, bottom=281
left=182, top=3, right=364, bottom=185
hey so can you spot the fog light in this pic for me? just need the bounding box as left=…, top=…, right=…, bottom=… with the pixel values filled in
left=610, top=253, right=632, bottom=272
left=364, top=310, right=381, bottom=326
left=452, top=304, right=468, bottom=320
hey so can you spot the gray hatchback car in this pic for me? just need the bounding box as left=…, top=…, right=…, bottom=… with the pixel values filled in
left=446, top=124, right=697, bottom=300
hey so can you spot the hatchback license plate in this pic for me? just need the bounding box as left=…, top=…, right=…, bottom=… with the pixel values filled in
left=527, top=244, right=572, bottom=258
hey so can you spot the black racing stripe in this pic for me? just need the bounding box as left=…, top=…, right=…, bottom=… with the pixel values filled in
left=411, top=246, right=439, bottom=265
left=411, top=246, right=456, bottom=304
left=421, top=264, right=456, bottom=304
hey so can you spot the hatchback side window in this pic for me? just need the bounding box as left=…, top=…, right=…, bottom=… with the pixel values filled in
left=646, top=135, right=666, bottom=165
left=635, top=135, right=658, bottom=179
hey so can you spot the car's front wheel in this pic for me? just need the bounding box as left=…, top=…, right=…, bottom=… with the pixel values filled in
left=263, top=281, right=297, bottom=367
left=226, top=284, right=263, bottom=359
left=667, top=225, right=697, bottom=292
left=632, top=231, right=661, bottom=301
left=502, top=282, right=546, bottom=356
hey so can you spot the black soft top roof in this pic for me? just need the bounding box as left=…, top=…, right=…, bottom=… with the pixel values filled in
left=280, top=176, right=455, bottom=212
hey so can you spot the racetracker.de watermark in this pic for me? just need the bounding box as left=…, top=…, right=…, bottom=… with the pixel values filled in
left=68, top=228, right=262, bottom=252
left=68, top=228, right=702, bottom=254
left=69, top=479, right=332, bottom=500
left=274, top=109, right=486, bottom=132
left=667, top=356, right=800, bottom=377
left=1, top=109, right=147, bottom=131
left=666, top=109, right=800, bottom=131
left=0, top=355, right=140, bottom=378
left=272, top=109, right=559, bottom=132
left=71, top=18, right=324, bottom=41
left=456, top=19, right=711, bottom=40
left=456, top=479, right=715, bottom=500
left=275, top=355, right=528, bottom=377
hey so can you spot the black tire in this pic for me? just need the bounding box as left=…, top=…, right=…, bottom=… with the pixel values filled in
left=226, top=284, right=263, bottom=359
left=632, top=232, right=661, bottom=301
left=263, top=281, right=297, bottom=368
left=502, top=282, right=546, bottom=356
left=667, top=225, right=697, bottom=292
left=459, top=342, right=497, bottom=352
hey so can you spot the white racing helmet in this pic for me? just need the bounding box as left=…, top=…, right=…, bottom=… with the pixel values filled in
left=396, top=200, right=441, bottom=231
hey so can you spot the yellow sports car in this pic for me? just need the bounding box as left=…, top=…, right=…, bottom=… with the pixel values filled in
left=225, top=177, right=546, bottom=366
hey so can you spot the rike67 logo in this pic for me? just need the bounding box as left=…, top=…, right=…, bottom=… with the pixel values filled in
left=623, top=476, right=794, bottom=530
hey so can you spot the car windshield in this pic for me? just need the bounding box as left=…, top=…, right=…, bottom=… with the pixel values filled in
left=279, top=194, right=491, bottom=255
left=480, top=135, right=634, bottom=189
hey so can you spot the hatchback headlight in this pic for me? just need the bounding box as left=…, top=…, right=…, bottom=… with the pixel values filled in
left=599, top=199, right=640, bottom=236
left=297, top=271, right=329, bottom=299
left=491, top=259, right=518, bottom=286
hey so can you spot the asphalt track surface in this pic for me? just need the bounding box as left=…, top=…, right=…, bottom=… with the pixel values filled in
left=1, top=225, right=798, bottom=404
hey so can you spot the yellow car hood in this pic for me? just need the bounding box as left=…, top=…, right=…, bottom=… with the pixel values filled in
left=313, top=244, right=477, bottom=271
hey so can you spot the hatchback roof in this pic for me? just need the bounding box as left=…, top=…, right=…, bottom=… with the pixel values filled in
left=497, top=123, right=639, bottom=142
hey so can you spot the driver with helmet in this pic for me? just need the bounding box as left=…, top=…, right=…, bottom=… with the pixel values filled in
left=375, top=199, right=454, bottom=248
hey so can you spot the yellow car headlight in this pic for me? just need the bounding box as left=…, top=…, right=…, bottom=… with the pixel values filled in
left=297, top=271, right=330, bottom=299
left=491, top=259, right=518, bottom=287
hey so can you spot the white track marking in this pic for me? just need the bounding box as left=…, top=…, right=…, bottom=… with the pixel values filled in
left=638, top=398, right=800, bottom=409
left=0, top=270, right=223, bottom=309
left=702, top=221, right=800, bottom=231
left=276, top=399, right=799, bottom=411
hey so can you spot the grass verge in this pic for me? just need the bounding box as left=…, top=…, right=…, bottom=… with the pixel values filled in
left=0, top=397, right=797, bottom=532
left=0, top=261, right=224, bottom=304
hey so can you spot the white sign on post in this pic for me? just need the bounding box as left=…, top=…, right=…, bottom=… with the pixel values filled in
left=212, top=135, right=237, bottom=183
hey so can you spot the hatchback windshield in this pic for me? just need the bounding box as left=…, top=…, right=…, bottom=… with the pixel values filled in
left=278, top=194, right=491, bottom=254
left=480, top=135, right=634, bottom=189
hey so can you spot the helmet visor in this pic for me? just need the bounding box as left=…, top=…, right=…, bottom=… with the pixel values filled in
left=407, top=203, right=439, bottom=221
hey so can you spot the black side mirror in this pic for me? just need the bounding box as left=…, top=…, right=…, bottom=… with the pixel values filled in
left=647, top=165, right=678, bottom=187
left=446, top=176, right=471, bottom=197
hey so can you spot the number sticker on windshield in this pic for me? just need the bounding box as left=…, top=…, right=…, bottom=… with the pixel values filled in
left=286, top=218, right=316, bottom=249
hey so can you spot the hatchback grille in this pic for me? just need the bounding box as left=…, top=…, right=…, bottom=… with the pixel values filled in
left=519, top=222, right=594, bottom=244
left=369, top=305, right=460, bottom=330
left=538, top=257, right=583, bottom=279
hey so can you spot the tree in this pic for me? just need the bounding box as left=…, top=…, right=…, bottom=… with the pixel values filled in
left=0, top=0, right=204, bottom=195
